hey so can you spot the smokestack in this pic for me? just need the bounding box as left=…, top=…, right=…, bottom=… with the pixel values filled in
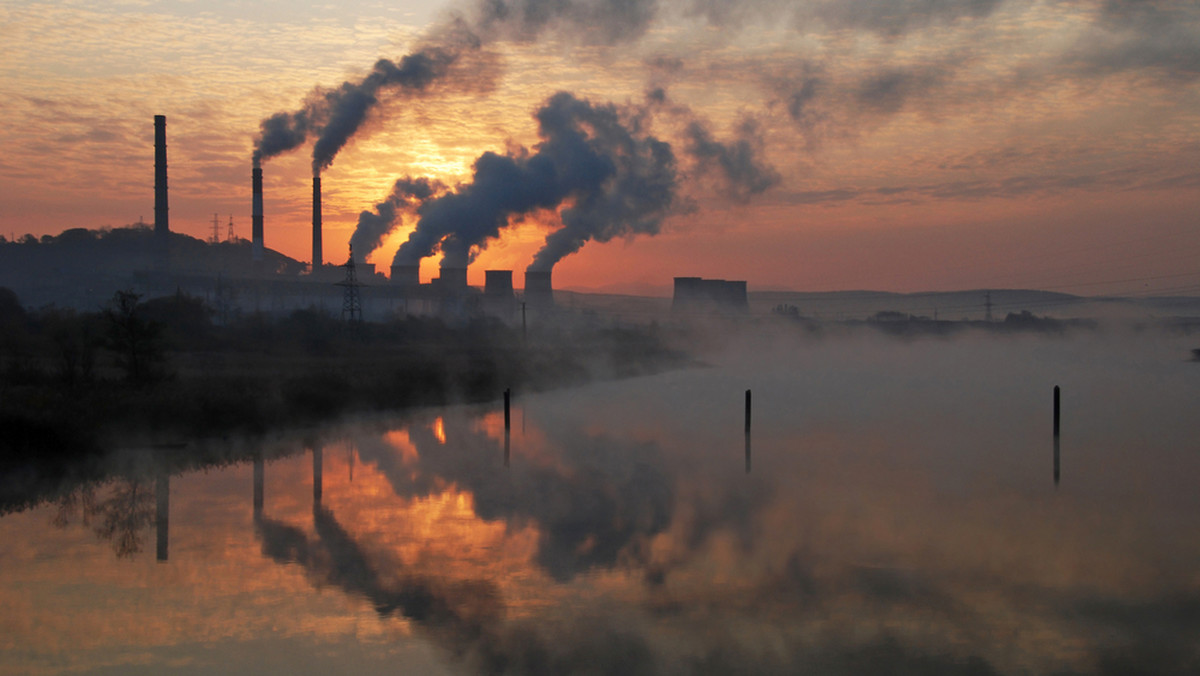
left=312, top=175, right=323, bottom=269
left=524, top=270, right=553, bottom=306
left=154, top=115, right=168, bottom=249
left=252, top=166, right=264, bottom=262
left=485, top=270, right=514, bottom=297
left=391, top=263, right=420, bottom=287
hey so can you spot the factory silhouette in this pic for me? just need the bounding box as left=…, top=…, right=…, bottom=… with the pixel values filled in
left=0, top=115, right=747, bottom=319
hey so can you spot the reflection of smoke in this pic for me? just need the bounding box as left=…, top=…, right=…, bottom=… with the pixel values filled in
left=356, top=414, right=674, bottom=582
left=349, top=177, right=445, bottom=263
left=391, top=91, right=679, bottom=272
left=255, top=507, right=502, bottom=635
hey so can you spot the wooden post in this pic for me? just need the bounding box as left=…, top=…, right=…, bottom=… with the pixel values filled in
left=504, top=388, right=511, bottom=431
left=745, top=389, right=752, bottom=435
left=1053, top=386, right=1060, bottom=437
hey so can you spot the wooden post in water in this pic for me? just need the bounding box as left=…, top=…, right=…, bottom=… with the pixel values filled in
left=1053, top=386, right=1061, bottom=437
left=504, top=388, right=511, bottom=431
left=504, top=430, right=511, bottom=468
left=745, top=390, right=752, bottom=435
left=744, top=432, right=752, bottom=474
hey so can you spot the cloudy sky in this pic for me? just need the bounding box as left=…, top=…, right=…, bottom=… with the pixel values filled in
left=1, top=0, right=1197, bottom=294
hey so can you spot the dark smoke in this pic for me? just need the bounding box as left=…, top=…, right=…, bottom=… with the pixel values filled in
left=349, top=177, right=445, bottom=264
left=252, top=108, right=318, bottom=167
left=253, top=0, right=666, bottom=170
left=391, top=91, right=679, bottom=272
left=528, top=93, right=678, bottom=271
left=310, top=46, right=466, bottom=174
left=683, top=116, right=779, bottom=202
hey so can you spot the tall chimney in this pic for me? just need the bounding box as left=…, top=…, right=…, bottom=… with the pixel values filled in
left=153, top=115, right=168, bottom=249
left=252, top=166, right=264, bottom=262
left=312, top=175, right=323, bottom=269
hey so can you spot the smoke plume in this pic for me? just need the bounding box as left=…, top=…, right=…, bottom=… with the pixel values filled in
left=349, top=177, right=445, bottom=264
left=392, top=91, right=679, bottom=271
left=252, top=0, right=664, bottom=171
left=683, top=116, right=780, bottom=202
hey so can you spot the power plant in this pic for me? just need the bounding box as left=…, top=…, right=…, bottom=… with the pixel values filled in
left=672, top=277, right=748, bottom=312
left=1, top=115, right=752, bottom=322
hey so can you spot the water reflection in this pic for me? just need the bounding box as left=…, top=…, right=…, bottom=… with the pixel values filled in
left=5, top=333, right=1200, bottom=674
left=155, top=467, right=168, bottom=561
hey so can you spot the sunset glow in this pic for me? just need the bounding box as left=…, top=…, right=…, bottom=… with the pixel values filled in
left=2, top=0, right=1196, bottom=295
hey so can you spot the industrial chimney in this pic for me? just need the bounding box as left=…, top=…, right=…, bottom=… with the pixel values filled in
left=524, top=269, right=553, bottom=306
left=312, top=175, right=323, bottom=270
left=153, top=115, right=168, bottom=255
left=252, top=165, right=264, bottom=262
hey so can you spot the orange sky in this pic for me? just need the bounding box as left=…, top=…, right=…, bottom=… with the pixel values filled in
left=1, top=0, right=1197, bottom=295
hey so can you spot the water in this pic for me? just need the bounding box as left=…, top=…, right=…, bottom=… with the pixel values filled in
left=2, top=330, right=1199, bottom=674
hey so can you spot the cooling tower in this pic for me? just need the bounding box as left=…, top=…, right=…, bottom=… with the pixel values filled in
left=485, top=270, right=514, bottom=297
left=673, top=277, right=748, bottom=312
left=391, top=264, right=420, bottom=287
left=524, top=270, right=553, bottom=306
left=436, top=266, right=468, bottom=289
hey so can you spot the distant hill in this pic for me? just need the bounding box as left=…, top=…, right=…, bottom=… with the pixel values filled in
left=0, top=226, right=305, bottom=309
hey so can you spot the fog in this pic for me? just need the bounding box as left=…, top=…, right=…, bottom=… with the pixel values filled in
left=1, top=324, right=1198, bottom=674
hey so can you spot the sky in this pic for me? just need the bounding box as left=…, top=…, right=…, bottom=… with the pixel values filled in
left=0, top=0, right=1198, bottom=295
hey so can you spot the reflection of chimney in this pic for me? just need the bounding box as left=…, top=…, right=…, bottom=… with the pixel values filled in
left=485, top=270, right=514, bottom=297
left=252, top=167, right=264, bottom=262
left=524, top=270, right=553, bottom=305
left=312, top=176, right=323, bottom=269
left=155, top=468, right=169, bottom=562
left=154, top=115, right=169, bottom=254
left=391, top=263, right=420, bottom=287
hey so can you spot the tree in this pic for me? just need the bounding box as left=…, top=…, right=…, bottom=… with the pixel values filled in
left=104, top=290, right=164, bottom=384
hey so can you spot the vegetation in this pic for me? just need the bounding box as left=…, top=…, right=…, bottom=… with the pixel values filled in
left=0, top=286, right=689, bottom=505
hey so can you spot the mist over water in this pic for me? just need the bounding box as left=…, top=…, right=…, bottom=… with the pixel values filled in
left=1, top=328, right=1198, bottom=674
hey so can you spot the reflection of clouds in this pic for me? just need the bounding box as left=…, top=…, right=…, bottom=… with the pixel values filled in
left=359, top=414, right=676, bottom=581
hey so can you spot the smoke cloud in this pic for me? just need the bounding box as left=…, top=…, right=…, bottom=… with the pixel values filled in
left=349, top=177, right=445, bottom=264
left=391, top=91, right=679, bottom=272
left=683, top=116, right=779, bottom=202
left=252, top=0, right=666, bottom=171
